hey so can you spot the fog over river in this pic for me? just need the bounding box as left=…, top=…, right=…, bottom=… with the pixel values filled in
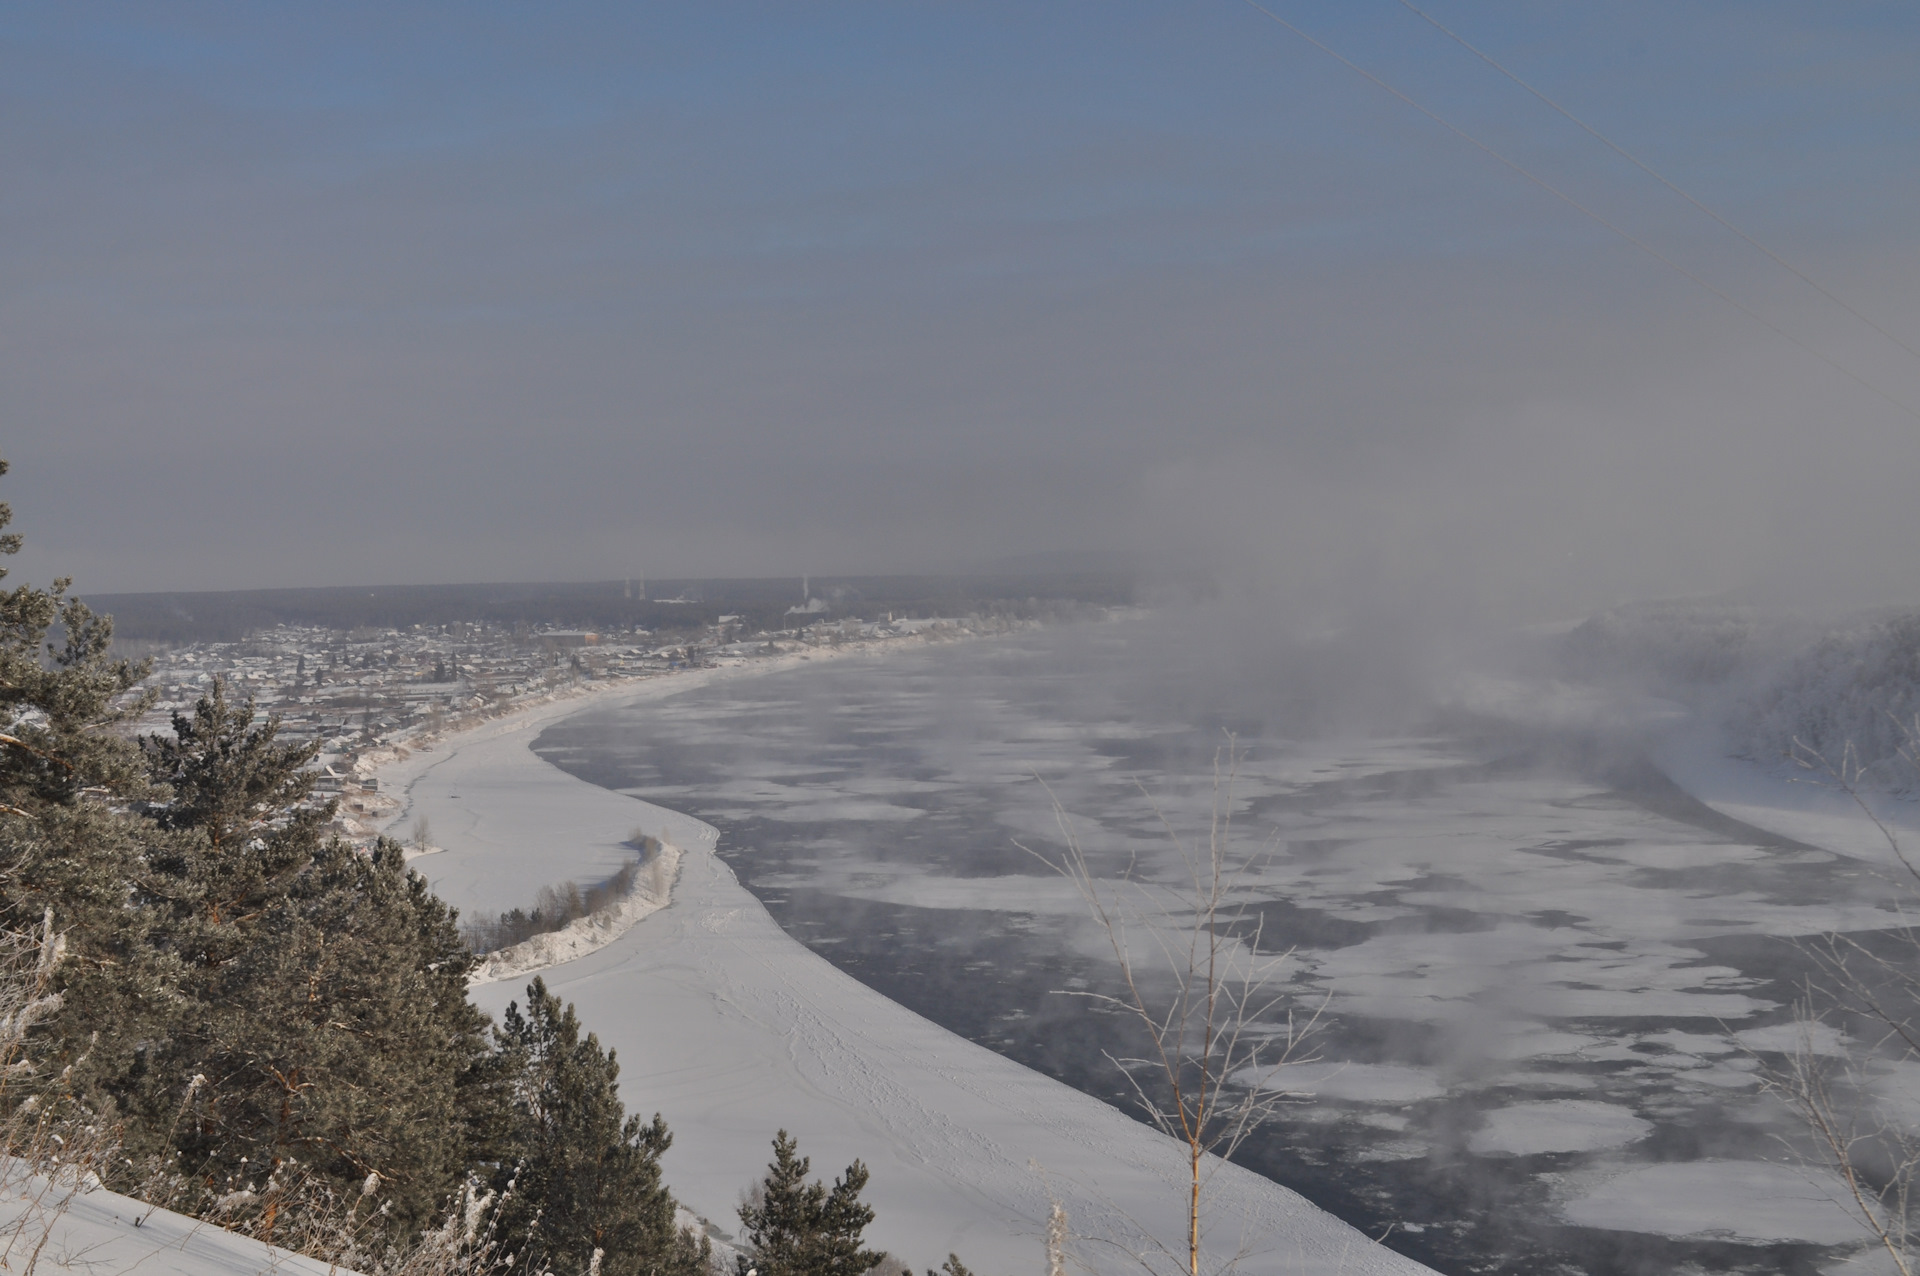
left=532, top=621, right=1892, bottom=1276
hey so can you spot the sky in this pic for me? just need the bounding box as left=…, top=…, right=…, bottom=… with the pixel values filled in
left=6, top=2, right=1920, bottom=622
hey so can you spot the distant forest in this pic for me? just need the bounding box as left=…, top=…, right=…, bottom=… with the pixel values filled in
left=82, top=571, right=1137, bottom=645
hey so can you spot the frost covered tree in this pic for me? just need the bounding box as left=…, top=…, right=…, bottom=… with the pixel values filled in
left=492, top=977, right=708, bottom=1276
left=735, top=1129, right=881, bottom=1276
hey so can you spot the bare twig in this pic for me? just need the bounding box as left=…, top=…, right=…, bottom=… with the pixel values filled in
left=0, top=910, right=125, bottom=1275
left=1762, top=737, right=1920, bottom=1270
left=1019, top=737, right=1324, bottom=1276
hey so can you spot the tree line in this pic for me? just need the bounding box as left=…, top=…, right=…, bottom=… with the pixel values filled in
left=0, top=454, right=931, bottom=1275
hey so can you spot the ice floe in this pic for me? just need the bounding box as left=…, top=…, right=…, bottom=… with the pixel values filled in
left=1467, top=1100, right=1652, bottom=1155
left=1561, top=1160, right=1859, bottom=1244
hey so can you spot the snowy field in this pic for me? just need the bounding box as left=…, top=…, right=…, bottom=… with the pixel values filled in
left=387, top=646, right=1436, bottom=1276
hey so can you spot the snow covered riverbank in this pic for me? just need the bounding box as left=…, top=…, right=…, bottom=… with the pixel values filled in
left=379, top=655, right=1434, bottom=1275
left=1652, top=718, right=1920, bottom=868
left=377, top=641, right=959, bottom=918
left=467, top=836, right=683, bottom=987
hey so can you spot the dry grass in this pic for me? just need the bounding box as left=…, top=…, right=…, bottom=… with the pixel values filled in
left=0, top=911, right=123, bottom=1273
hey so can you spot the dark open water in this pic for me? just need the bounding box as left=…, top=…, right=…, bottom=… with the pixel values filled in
left=533, top=624, right=1894, bottom=1276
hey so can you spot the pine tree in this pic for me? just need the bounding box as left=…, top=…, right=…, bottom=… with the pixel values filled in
left=129, top=685, right=491, bottom=1241
left=139, top=680, right=331, bottom=967
left=0, top=452, right=168, bottom=1112
left=736, top=1130, right=882, bottom=1276
left=0, top=455, right=719, bottom=1267
left=493, top=978, right=708, bottom=1276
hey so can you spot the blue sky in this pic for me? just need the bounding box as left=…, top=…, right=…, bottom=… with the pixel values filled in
left=6, top=2, right=1919, bottom=615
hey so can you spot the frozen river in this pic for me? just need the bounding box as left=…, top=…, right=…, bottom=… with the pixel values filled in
left=531, top=623, right=1896, bottom=1276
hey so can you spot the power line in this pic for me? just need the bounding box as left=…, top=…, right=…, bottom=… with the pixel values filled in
left=1233, top=0, right=1920, bottom=420
left=1392, top=0, right=1920, bottom=366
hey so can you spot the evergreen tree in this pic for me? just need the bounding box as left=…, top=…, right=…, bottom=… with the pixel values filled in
left=736, top=1130, right=882, bottom=1276
left=130, top=685, right=490, bottom=1240
left=0, top=453, right=168, bottom=1108
left=139, top=681, right=330, bottom=966
left=492, top=978, right=707, bottom=1276
left=0, top=455, right=716, bottom=1269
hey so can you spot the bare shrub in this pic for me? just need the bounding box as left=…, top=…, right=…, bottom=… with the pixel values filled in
left=1763, top=1016, right=1920, bottom=1275
left=1046, top=1198, right=1069, bottom=1276
left=1019, top=740, right=1323, bottom=1276
left=1755, top=734, right=1920, bottom=1274
left=0, top=910, right=123, bottom=1273
left=462, top=847, right=653, bottom=955
left=191, top=1158, right=530, bottom=1276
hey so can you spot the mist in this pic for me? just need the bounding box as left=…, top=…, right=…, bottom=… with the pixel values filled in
left=9, top=1, right=1920, bottom=637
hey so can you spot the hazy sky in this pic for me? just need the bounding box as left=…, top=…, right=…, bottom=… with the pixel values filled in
left=7, top=2, right=1920, bottom=617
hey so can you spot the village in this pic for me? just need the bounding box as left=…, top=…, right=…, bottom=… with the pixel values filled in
left=128, top=608, right=1009, bottom=840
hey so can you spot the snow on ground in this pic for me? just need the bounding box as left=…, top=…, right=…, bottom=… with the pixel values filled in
left=0, top=1176, right=345, bottom=1275
left=1652, top=719, right=1920, bottom=869
left=388, top=684, right=1436, bottom=1275
left=470, top=838, right=683, bottom=986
